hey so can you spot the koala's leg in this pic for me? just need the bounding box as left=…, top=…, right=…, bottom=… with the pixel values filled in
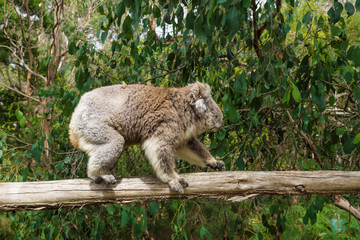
left=142, top=137, right=188, bottom=194
left=79, top=123, right=125, bottom=184
left=175, top=137, right=225, bottom=170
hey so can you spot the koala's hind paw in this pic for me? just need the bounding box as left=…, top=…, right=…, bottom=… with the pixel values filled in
left=206, top=160, right=225, bottom=170
left=94, top=174, right=117, bottom=184
left=102, top=174, right=117, bottom=184
left=169, top=178, right=187, bottom=194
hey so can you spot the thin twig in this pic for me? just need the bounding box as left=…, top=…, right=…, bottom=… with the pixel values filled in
left=0, top=81, right=42, bottom=103
left=145, top=65, right=187, bottom=82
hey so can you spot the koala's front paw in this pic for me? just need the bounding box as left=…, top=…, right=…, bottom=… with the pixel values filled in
left=169, top=178, right=188, bottom=194
left=206, top=159, right=225, bottom=170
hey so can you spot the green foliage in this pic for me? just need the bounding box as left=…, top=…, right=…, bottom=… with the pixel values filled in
left=1, top=0, right=360, bottom=238
left=2, top=197, right=359, bottom=239
left=303, top=195, right=326, bottom=225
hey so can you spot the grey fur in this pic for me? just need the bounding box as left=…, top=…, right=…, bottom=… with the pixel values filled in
left=69, top=82, right=224, bottom=193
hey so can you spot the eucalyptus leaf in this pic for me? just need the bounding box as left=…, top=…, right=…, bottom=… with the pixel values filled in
left=345, top=2, right=355, bottom=16
left=61, top=62, right=71, bottom=76
left=227, top=6, right=239, bottom=34
left=163, top=11, right=171, bottom=24
left=334, top=1, right=344, bottom=16
left=115, top=3, right=125, bottom=19
left=282, top=87, right=291, bottom=104
left=194, top=16, right=207, bottom=42
left=200, top=226, right=207, bottom=239
left=98, top=5, right=105, bottom=15
left=291, top=84, right=301, bottom=102
left=153, top=5, right=161, bottom=18
left=176, top=5, right=184, bottom=22
left=101, top=31, right=108, bottom=44
left=120, top=211, right=130, bottom=227
left=15, top=109, right=24, bottom=122
left=353, top=87, right=360, bottom=100
left=336, top=127, right=346, bottom=135
left=32, top=141, right=43, bottom=163
left=356, top=0, right=360, bottom=11
left=327, top=7, right=336, bottom=22
left=350, top=47, right=360, bottom=67
left=236, top=156, right=246, bottom=170
left=233, top=71, right=247, bottom=93
left=344, top=138, right=355, bottom=154
left=68, top=41, right=77, bottom=55
left=353, top=133, right=360, bottom=144
left=149, top=201, right=158, bottom=215
left=186, top=11, right=195, bottom=29
left=330, top=25, right=341, bottom=36
left=302, top=11, right=312, bottom=25
left=207, top=0, right=216, bottom=25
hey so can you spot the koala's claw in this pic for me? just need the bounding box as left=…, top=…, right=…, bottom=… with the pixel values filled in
left=179, top=178, right=189, bottom=188
left=169, top=178, right=187, bottom=194
left=207, top=160, right=225, bottom=170
left=94, top=177, right=103, bottom=184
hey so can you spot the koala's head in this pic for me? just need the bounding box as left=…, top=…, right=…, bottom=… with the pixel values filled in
left=188, top=82, right=223, bottom=131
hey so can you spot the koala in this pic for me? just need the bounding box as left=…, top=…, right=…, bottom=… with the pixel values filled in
left=69, top=82, right=224, bottom=194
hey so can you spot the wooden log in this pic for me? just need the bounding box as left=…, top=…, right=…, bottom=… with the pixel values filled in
left=1, top=171, right=360, bottom=212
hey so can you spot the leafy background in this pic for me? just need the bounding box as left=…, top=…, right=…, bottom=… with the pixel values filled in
left=1, top=0, right=360, bottom=238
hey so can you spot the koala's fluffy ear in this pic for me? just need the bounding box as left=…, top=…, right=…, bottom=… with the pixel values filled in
left=188, top=82, right=211, bottom=100
left=188, top=82, right=211, bottom=113
left=188, top=82, right=200, bottom=103
left=194, top=98, right=207, bottom=113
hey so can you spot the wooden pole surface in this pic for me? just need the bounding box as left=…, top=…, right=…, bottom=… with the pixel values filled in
left=1, top=171, right=360, bottom=211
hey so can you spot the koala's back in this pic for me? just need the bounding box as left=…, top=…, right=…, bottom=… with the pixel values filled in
left=69, top=84, right=178, bottom=149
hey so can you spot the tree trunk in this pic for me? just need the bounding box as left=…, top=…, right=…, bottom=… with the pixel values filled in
left=1, top=171, right=359, bottom=212
left=42, top=0, right=64, bottom=165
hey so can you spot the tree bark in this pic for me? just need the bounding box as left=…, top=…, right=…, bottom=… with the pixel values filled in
left=330, top=195, right=360, bottom=220
left=1, top=171, right=359, bottom=212
left=43, top=0, right=64, bottom=165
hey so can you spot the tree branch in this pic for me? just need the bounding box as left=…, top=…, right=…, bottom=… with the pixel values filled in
left=251, top=0, right=283, bottom=60
left=0, top=45, right=47, bottom=82
left=286, top=110, right=325, bottom=169
left=285, top=110, right=360, bottom=220
left=145, top=64, right=187, bottom=82
left=1, top=171, right=360, bottom=212
left=0, top=81, right=42, bottom=103
left=251, top=0, right=262, bottom=60
left=330, top=195, right=360, bottom=220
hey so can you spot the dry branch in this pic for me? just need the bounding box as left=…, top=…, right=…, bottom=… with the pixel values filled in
left=331, top=195, right=360, bottom=220
left=1, top=171, right=360, bottom=212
